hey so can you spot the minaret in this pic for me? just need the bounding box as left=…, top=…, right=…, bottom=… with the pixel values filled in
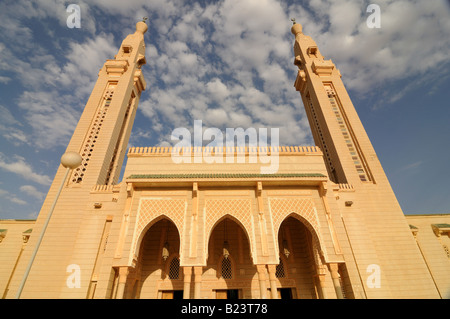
left=291, top=21, right=378, bottom=185
left=69, top=20, right=148, bottom=186
left=290, top=21, right=441, bottom=298
left=9, top=21, right=148, bottom=298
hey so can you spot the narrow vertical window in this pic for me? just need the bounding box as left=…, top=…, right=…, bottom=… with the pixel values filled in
left=275, top=258, right=286, bottom=278
left=70, top=82, right=117, bottom=184
left=221, top=257, right=232, bottom=279
left=168, top=257, right=180, bottom=280
left=323, top=82, right=373, bottom=182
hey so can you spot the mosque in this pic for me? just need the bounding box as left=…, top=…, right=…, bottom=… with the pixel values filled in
left=0, top=20, right=449, bottom=299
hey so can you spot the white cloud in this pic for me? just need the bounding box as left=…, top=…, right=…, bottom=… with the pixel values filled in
left=1, top=0, right=448, bottom=154
left=299, top=0, right=450, bottom=98
left=61, top=34, right=118, bottom=92
left=0, top=188, right=27, bottom=206
left=0, top=31, right=118, bottom=149
left=16, top=91, right=80, bottom=149
left=399, top=161, right=423, bottom=172
left=207, top=78, right=230, bottom=101
left=0, top=153, right=52, bottom=186
left=136, top=0, right=312, bottom=147
left=0, top=75, right=11, bottom=84
left=20, top=185, right=46, bottom=200
left=2, top=130, right=29, bottom=146
left=10, top=197, right=27, bottom=205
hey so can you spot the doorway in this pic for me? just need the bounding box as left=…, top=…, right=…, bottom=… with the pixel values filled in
left=216, top=289, right=240, bottom=299
left=278, top=288, right=293, bottom=299
left=161, top=290, right=183, bottom=299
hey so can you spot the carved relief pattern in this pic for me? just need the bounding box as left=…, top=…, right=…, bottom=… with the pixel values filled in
left=270, top=198, right=318, bottom=235
left=204, top=199, right=254, bottom=251
left=131, top=198, right=186, bottom=258
left=269, top=198, right=326, bottom=259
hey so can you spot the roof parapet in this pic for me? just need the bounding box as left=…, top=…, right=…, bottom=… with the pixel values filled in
left=128, top=146, right=322, bottom=157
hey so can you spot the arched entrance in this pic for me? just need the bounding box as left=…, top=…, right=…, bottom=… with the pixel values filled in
left=204, top=217, right=256, bottom=299
left=276, top=216, right=319, bottom=299
left=133, top=217, right=182, bottom=299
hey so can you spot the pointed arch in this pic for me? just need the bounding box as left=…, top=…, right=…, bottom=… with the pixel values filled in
left=269, top=197, right=327, bottom=261
left=206, top=214, right=254, bottom=265
left=134, top=214, right=182, bottom=262
left=277, top=212, right=324, bottom=260
left=129, top=198, right=186, bottom=265
left=135, top=218, right=183, bottom=298
left=204, top=198, right=255, bottom=263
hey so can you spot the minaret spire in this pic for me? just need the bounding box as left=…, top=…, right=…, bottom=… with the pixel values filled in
left=67, top=21, right=148, bottom=185
left=291, top=22, right=374, bottom=184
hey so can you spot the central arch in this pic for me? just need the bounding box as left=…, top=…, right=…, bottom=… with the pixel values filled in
left=204, top=217, right=257, bottom=299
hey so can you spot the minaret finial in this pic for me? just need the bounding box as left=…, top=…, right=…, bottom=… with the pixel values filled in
left=290, top=18, right=302, bottom=35
left=136, top=17, right=148, bottom=34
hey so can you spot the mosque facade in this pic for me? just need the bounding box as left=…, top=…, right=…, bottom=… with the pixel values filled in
left=1, top=21, right=449, bottom=299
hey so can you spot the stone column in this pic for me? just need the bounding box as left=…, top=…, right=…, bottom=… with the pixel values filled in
left=183, top=266, right=192, bottom=299
left=267, top=265, right=278, bottom=299
left=256, top=265, right=268, bottom=299
left=116, top=266, right=130, bottom=299
left=328, top=263, right=344, bottom=299
left=312, top=247, right=328, bottom=299
left=315, top=274, right=328, bottom=299
left=193, top=266, right=203, bottom=299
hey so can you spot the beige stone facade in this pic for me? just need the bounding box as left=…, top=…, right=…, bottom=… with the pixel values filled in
left=0, top=21, right=448, bottom=299
left=405, top=214, right=450, bottom=298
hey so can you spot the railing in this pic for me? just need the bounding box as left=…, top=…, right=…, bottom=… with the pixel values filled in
left=91, top=184, right=120, bottom=193
left=338, top=183, right=355, bottom=191
left=128, top=145, right=322, bottom=156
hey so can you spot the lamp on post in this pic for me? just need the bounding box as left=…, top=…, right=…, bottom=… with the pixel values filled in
left=15, top=152, right=82, bottom=299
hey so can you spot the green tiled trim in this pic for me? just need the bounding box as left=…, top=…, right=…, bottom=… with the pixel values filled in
left=128, top=173, right=326, bottom=179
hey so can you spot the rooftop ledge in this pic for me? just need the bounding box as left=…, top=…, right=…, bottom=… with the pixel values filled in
left=128, top=146, right=322, bottom=157
left=125, top=173, right=328, bottom=188
left=88, top=173, right=328, bottom=194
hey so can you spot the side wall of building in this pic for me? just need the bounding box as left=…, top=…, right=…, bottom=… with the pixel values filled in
left=406, top=214, right=450, bottom=298
left=0, top=220, right=36, bottom=298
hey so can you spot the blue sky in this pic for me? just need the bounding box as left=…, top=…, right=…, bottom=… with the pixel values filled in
left=0, top=0, right=449, bottom=220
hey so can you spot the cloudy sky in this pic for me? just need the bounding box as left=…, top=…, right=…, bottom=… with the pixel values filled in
left=0, top=0, right=449, bottom=219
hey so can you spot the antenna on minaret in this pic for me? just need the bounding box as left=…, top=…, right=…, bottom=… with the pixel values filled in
left=291, top=18, right=296, bottom=25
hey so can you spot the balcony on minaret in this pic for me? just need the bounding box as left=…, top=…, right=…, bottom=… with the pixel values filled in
left=311, top=59, right=335, bottom=77
left=105, top=59, right=129, bottom=77
left=134, top=69, right=146, bottom=94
